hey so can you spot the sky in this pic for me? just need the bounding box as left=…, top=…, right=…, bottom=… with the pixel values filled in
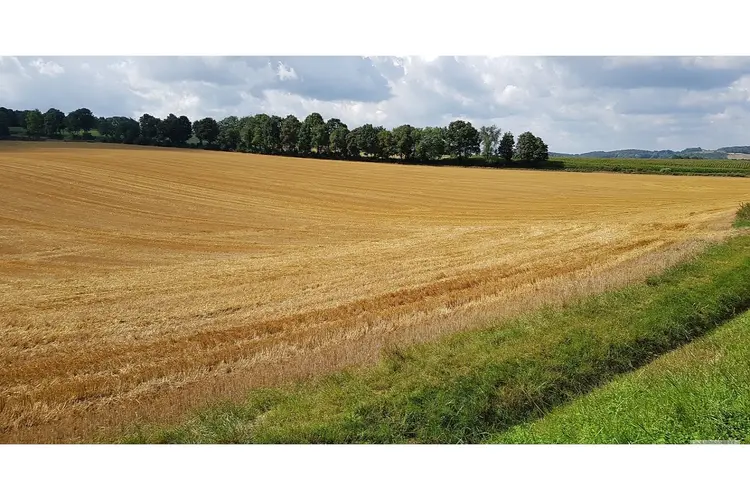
left=3, top=56, right=750, bottom=154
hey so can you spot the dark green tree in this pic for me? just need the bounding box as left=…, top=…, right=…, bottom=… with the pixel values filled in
left=297, top=119, right=313, bottom=155
left=97, top=117, right=114, bottom=139
left=175, top=116, right=193, bottom=145
left=355, top=124, right=379, bottom=157
left=0, top=107, right=19, bottom=128
left=392, top=124, right=417, bottom=160
left=217, top=116, right=241, bottom=151
left=415, top=126, right=446, bottom=161
left=238, top=116, right=257, bottom=152
left=376, top=127, right=395, bottom=160
left=533, top=135, right=549, bottom=161
left=280, top=115, right=301, bottom=153
left=446, top=120, right=480, bottom=159
left=303, top=113, right=327, bottom=154
left=25, top=109, right=45, bottom=138
left=327, top=118, right=349, bottom=157
left=193, top=117, right=220, bottom=146
left=515, top=131, right=538, bottom=162
left=498, top=132, right=515, bottom=162
left=43, top=108, right=66, bottom=138
left=138, top=114, right=161, bottom=144
left=0, top=110, right=11, bottom=137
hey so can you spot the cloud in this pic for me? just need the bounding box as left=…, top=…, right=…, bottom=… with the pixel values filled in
left=2, top=56, right=750, bottom=153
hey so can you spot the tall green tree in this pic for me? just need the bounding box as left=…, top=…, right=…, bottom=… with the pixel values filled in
left=97, top=117, right=114, bottom=139
left=66, top=108, right=96, bottom=137
left=280, top=115, right=301, bottom=153
left=239, top=116, right=257, bottom=152
left=0, top=107, right=18, bottom=128
left=345, top=128, right=361, bottom=158
left=217, top=116, right=241, bottom=151
left=533, top=135, right=549, bottom=161
left=25, top=109, right=45, bottom=138
left=251, top=114, right=282, bottom=154
left=0, top=110, right=11, bottom=137
left=415, top=126, right=446, bottom=161
left=303, top=113, right=327, bottom=154
left=139, top=114, right=161, bottom=144
left=176, top=116, right=193, bottom=145
left=498, top=132, right=515, bottom=162
left=515, top=131, right=539, bottom=162
left=479, top=125, right=501, bottom=162
left=43, top=108, right=65, bottom=137
left=327, top=118, right=349, bottom=157
left=376, top=127, right=395, bottom=160
left=193, top=117, right=220, bottom=146
left=392, top=124, right=417, bottom=160
left=355, top=124, right=379, bottom=157
left=446, top=120, right=480, bottom=159
left=297, top=119, right=313, bottom=155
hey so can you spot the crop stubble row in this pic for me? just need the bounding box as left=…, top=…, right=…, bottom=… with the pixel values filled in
left=1, top=142, right=748, bottom=442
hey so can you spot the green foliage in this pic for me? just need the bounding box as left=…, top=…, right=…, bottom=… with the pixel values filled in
left=392, top=124, right=417, bottom=160
left=25, top=109, right=45, bottom=138
left=446, top=120, right=480, bottom=159
left=2, top=104, right=561, bottom=169
left=479, top=125, right=501, bottom=161
left=376, top=127, right=395, bottom=160
left=43, top=108, right=65, bottom=138
left=498, top=132, right=515, bottom=162
left=124, top=236, right=750, bottom=444
left=353, top=124, right=379, bottom=157
left=280, top=115, right=301, bottom=153
left=328, top=119, right=349, bottom=157
left=138, top=114, right=161, bottom=144
left=415, top=126, right=446, bottom=161
left=0, top=106, right=19, bottom=129
left=66, top=108, right=96, bottom=136
left=0, top=110, right=9, bottom=138
left=515, top=131, right=548, bottom=162
left=192, top=117, right=220, bottom=146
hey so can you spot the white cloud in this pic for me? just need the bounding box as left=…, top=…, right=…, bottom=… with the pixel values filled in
left=29, top=58, right=64, bottom=76
left=2, top=56, right=750, bottom=153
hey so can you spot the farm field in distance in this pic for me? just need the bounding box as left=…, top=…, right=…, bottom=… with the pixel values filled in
left=2, top=141, right=750, bottom=443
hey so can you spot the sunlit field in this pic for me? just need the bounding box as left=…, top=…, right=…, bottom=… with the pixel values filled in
left=1, top=141, right=748, bottom=443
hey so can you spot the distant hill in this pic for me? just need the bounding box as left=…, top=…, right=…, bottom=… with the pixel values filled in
left=549, top=146, right=743, bottom=160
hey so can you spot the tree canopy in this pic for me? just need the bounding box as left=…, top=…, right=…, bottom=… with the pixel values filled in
left=0, top=104, right=551, bottom=170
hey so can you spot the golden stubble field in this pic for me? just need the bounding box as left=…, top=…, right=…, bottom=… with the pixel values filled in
left=1, top=142, right=749, bottom=443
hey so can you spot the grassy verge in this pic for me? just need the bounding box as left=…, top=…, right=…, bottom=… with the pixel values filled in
left=122, top=233, right=750, bottom=444
left=491, top=310, right=750, bottom=444
left=735, top=203, right=750, bottom=228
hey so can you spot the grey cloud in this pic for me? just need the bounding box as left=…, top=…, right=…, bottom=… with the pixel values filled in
left=271, top=56, right=393, bottom=102
left=554, top=56, right=750, bottom=90
left=3, top=56, right=750, bottom=153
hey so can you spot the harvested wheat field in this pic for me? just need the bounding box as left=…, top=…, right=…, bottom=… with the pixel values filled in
left=1, top=141, right=749, bottom=443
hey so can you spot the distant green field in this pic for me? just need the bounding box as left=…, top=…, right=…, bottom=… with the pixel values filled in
left=551, top=157, right=750, bottom=177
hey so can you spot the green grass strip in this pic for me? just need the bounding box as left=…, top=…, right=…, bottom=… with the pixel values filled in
left=491, top=309, right=750, bottom=444
left=124, top=235, right=750, bottom=444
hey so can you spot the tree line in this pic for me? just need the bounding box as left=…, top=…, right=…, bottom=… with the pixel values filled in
left=0, top=106, right=550, bottom=164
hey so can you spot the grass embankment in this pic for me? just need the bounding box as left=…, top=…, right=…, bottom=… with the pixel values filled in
left=124, top=234, right=750, bottom=444
left=492, top=309, right=750, bottom=444
left=550, top=157, right=750, bottom=177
